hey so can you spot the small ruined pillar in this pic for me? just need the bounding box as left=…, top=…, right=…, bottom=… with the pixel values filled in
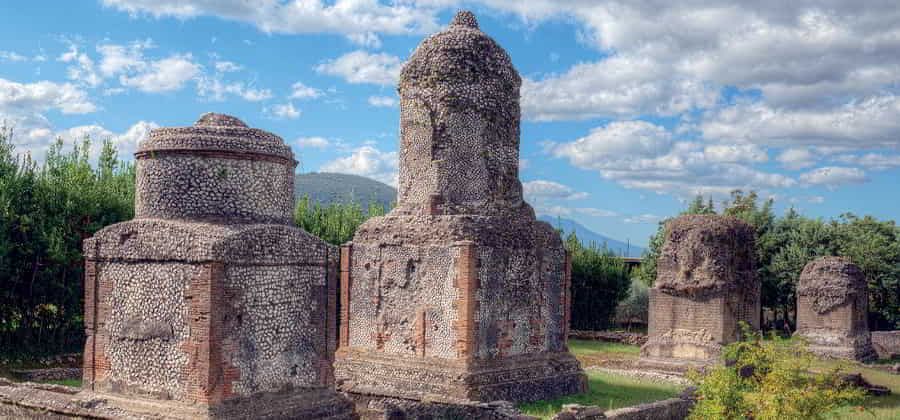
left=640, top=215, right=761, bottom=367
left=795, top=256, right=876, bottom=361
left=82, top=113, right=354, bottom=419
left=333, top=11, right=587, bottom=403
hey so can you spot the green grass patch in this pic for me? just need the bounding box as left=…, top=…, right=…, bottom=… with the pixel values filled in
left=41, top=378, right=82, bottom=388
left=518, top=370, right=681, bottom=419
left=568, top=339, right=640, bottom=358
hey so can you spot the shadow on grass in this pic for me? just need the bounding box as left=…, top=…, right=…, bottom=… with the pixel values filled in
left=518, top=370, right=682, bottom=420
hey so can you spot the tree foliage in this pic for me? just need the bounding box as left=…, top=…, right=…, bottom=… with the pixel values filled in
left=566, top=232, right=632, bottom=331
left=0, top=129, right=135, bottom=355
left=293, top=195, right=388, bottom=246
left=639, top=190, right=900, bottom=330
left=688, top=325, right=866, bottom=420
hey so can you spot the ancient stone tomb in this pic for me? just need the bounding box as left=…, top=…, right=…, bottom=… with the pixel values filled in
left=640, top=215, right=761, bottom=366
left=333, top=11, right=587, bottom=403
left=82, top=113, right=354, bottom=419
left=795, top=256, right=876, bottom=361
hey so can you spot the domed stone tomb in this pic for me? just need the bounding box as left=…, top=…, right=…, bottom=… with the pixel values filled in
left=795, top=256, right=876, bottom=361
left=640, top=215, right=761, bottom=367
left=333, top=11, right=587, bottom=403
left=82, top=113, right=354, bottom=419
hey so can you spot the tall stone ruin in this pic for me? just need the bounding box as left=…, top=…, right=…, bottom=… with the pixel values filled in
left=82, top=113, right=354, bottom=419
left=333, top=11, right=587, bottom=403
left=795, top=256, right=876, bottom=361
left=640, top=215, right=760, bottom=367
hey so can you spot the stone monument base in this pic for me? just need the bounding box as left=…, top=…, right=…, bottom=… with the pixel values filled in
left=0, top=379, right=357, bottom=420
left=796, top=331, right=877, bottom=362
left=335, top=349, right=587, bottom=403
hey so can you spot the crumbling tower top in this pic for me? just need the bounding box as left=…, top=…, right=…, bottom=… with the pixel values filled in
left=396, top=10, right=524, bottom=216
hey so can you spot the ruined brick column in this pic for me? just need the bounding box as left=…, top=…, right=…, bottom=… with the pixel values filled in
left=795, top=256, right=876, bottom=361
left=82, top=113, right=354, bottom=419
left=333, top=11, right=587, bottom=404
left=640, top=215, right=760, bottom=368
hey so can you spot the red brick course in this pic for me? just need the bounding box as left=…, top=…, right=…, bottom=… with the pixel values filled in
left=454, top=242, right=479, bottom=358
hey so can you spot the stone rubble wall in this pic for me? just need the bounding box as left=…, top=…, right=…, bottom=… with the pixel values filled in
left=872, top=331, right=900, bottom=360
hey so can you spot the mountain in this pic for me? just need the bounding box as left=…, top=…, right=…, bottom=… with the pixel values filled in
left=538, top=215, right=646, bottom=258
left=294, top=172, right=396, bottom=209
left=294, top=173, right=643, bottom=257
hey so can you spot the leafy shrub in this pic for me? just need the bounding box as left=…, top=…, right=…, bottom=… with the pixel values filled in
left=688, top=325, right=867, bottom=420
left=614, top=277, right=648, bottom=329
left=566, top=232, right=632, bottom=331
left=293, top=195, right=387, bottom=246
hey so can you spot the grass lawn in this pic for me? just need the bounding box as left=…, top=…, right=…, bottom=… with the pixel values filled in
left=42, top=378, right=82, bottom=388
left=518, top=369, right=682, bottom=419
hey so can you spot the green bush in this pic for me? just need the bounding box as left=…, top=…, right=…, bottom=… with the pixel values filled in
left=688, top=325, right=867, bottom=420
left=565, top=232, right=632, bottom=331
left=293, top=195, right=387, bottom=246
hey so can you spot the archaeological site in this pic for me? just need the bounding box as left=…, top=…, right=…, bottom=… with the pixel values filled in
left=795, top=256, right=877, bottom=361
left=2, top=7, right=899, bottom=420
left=640, top=215, right=761, bottom=368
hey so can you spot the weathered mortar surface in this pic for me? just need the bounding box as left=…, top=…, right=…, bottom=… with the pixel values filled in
left=641, top=215, right=760, bottom=366
left=134, top=112, right=295, bottom=225
left=795, top=256, right=876, bottom=361
left=335, top=10, right=586, bottom=404
left=73, top=113, right=355, bottom=419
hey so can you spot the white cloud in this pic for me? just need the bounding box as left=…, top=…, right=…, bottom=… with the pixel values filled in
left=101, top=0, right=441, bottom=45
left=701, top=96, right=900, bottom=149
left=624, top=214, right=661, bottom=224
left=97, top=40, right=151, bottom=77
left=576, top=207, right=618, bottom=217
left=522, top=54, right=718, bottom=121
left=320, top=145, right=399, bottom=186
left=289, top=82, right=323, bottom=100
left=548, top=121, right=795, bottom=199
left=214, top=60, right=242, bottom=73
left=196, top=76, right=272, bottom=102
left=367, top=95, right=397, bottom=107
left=0, top=51, right=28, bottom=62
left=0, top=78, right=96, bottom=115
left=119, top=54, right=200, bottom=93
left=799, top=166, right=868, bottom=189
left=53, top=120, right=158, bottom=158
left=777, top=148, right=817, bottom=170
left=523, top=180, right=588, bottom=201
left=267, top=102, right=301, bottom=119
left=703, top=144, right=767, bottom=164
left=833, top=153, right=900, bottom=171
left=294, top=136, right=330, bottom=149
left=58, top=44, right=102, bottom=88
left=315, top=50, right=402, bottom=86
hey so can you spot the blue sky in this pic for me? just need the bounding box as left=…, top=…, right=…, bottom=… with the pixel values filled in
left=2, top=1, right=899, bottom=247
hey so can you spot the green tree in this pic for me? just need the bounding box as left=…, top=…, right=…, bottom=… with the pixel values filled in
left=566, top=232, right=632, bottom=331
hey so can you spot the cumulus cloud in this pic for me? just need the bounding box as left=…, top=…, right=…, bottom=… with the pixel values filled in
left=119, top=54, right=200, bottom=93
left=315, top=50, right=402, bottom=85
left=776, top=148, right=817, bottom=170
left=289, top=82, right=323, bottom=100
left=799, top=166, right=868, bottom=189
left=294, top=136, right=330, bottom=149
left=267, top=102, right=301, bottom=119
left=523, top=180, right=589, bottom=202
left=0, top=78, right=96, bottom=115
left=547, top=121, right=795, bottom=198
left=368, top=95, right=397, bottom=107
left=833, top=153, right=900, bottom=171
left=320, top=145, right=399, bottom=186
left=100, top=0, right=441, bottom=45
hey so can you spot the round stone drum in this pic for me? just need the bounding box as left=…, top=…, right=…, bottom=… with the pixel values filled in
left=134, top=113, right=296, bottom=225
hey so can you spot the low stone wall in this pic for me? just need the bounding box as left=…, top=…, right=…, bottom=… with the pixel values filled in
left=347, top=393, right=535, bottom=419
left=551, top=396, right=695, bottom=420
left=569, top=330, right=648, bottom=346
left=10, top=368, right=82, bottom=382
left=872, top=331, right=900, bottom=360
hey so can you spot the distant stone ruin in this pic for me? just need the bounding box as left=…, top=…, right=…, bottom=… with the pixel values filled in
left=81, top=113, right=354, bottom=419
left=640, top=215, right=760, bottom=367
left=333, top=11, right=587, bottom=403
left=795, top=256, right=876, bottom=361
